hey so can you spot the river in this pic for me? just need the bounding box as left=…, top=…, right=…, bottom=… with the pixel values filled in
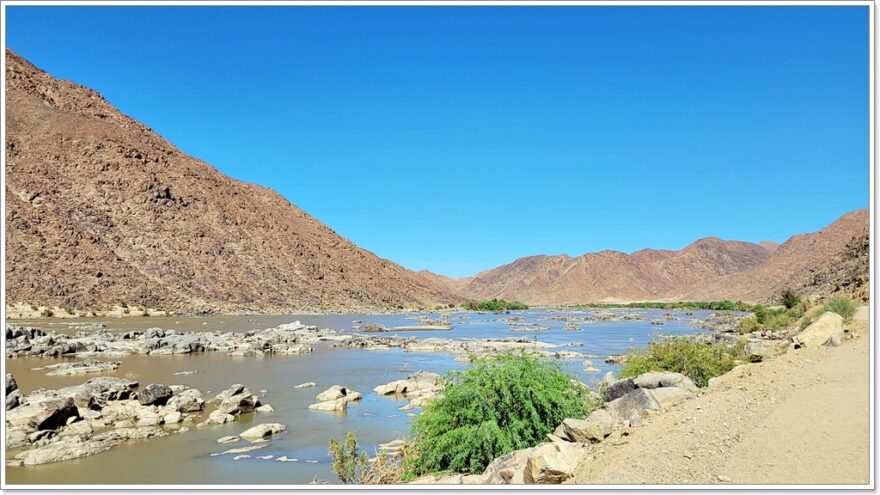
left=5, top=308, right=712, bottom=485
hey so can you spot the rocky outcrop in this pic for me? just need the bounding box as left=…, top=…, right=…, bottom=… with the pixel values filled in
left=239, top=423, right=286, bottom=441
left=137, top=384, right=174, bottom=406
left=374, top=371, right=443, bottom=410
left=309, top=385, right=361, bottom=413
left=558, top=410, right=614, bottom=443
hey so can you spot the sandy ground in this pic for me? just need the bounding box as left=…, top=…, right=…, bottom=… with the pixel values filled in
left=571, top=306, right=871, bottom=485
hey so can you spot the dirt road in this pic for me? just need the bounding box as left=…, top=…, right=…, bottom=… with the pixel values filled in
left=571, top=307, right=871, bottom=485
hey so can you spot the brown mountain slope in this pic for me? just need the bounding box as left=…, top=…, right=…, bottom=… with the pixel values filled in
left=686, top=209, right=869, bottom=303
left=431, top=210, right=868, bottom=305
left=437, top=238, right=776, bottom=305
left=4, top=49, right=459, bottom=313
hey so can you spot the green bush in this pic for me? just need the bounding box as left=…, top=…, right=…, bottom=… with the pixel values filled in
left=619, top=337, right=745, bottom=387
left=780, top=289, right=802, bottom=309
left=737, top=316, right=759, bottom=334
left=409, top=352, right=594, bottom=475
left=824, top=297, right=857, bottom=322
left=751, top=304, right=804, bottom=331
left=463, top=299, right=529, bottom=311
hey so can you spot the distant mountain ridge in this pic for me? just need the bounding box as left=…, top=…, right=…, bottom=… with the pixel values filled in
left=4, top=49, right=460, bottom=313
left=425, top=210, right=869, bottom=305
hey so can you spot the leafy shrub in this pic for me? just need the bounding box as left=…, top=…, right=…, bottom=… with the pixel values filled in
left=737, top=316, right=759, bottom=334
left=619, top=337, right=745, bottom=387
left=409, top=351, right=594, bottom=475
left=780, top=288, right=802, bottom=309
left=751, top=304, right=804, bottom=331
left=463, top=299, right=529, bottom=311
left=40, top=308, right=54, bottom=318
left=63, top=306, right=75, bottom=315
left=824, top=297, right=857, bottom=322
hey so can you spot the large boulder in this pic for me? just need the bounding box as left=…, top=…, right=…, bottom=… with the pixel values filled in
left=6, top=389, right=22, bottom=411
left=606, top=388, right=661, bottom=422
left=602, top=378, right=637, bottom=401
left=482, top=447, right=532, bottom=484
left=560, top=409, right=614, bottom=443
left=524, top=442, right=586, bottom=484
left=239, top=423, right=286, bottom=441
left=137, top=384, right=173, bottom=406
left=792, top=312, right=845, bottom=349
left=308, top=398, right=347, bottom=413
left=647, top=386, right=693, bottom=409
left=165, top=388, right=205, bottom=413
left=6, top=397, right=79, bottom=432
left=217, top=392, right=260, bottom=416
left=632, top=371, right=699, bottom=393
left=316, top=385, right=348, bottom=401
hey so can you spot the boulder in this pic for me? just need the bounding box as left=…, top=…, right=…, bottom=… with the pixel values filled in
left=6, top=397, right=79, bottom=432
left=6, top=373, right=18, bottom=395
left=316, top=385, right=348, bottom=401
left=217, top=435, right=240, bottom=444
left=308, top=398, right=347, bottom=413
left=606, top=388, right=661, bottom=422
left=792, top=312, right=844, bottom=349
left=255, top=404, right=274, bottom=413
left=602, top=378, right=637, bottom=401
left=217, top=393, right=259, bottom=416
left=647, top=386, right=693, bottom=409
left=239, top=423, right=287, bottom=441
left=6, top=427, right=29, bottom=449
left=137, top=384, right=173, bottom=406
left=6, top=389, right=21, bottom=411
left=482, top=447, right=532, bottom=484
left=524, top=442, right=585, bottom=484
left=632, top=371, right=699, bottom=393
left=165, top=388, right=204, bottom=413
left=560, top=409, right=614, bottom=443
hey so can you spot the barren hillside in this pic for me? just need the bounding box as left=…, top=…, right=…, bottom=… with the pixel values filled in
left=4, top=49, right=459, bottom=313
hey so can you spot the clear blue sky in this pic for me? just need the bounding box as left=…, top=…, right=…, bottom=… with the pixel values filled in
left=6, top=6, right=870, bottom=277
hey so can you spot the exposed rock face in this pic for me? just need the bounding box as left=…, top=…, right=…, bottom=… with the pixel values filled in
left=427, top=210, right=867, bottom=305
left=606, top=388, right=662, bottom=422
left=137, top=384, right=174, bottom=406
left=524, top=442, right=586, bottom=484
left=560, top=410, right=614, bottom=443
left=4, top=49, right=459, bottom=313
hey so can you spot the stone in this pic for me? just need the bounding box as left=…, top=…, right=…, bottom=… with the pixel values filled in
left=6, top=427, right=29, bottom=449
left=6, top=389, right=22, bottom=410
left=316, top=385, right=348, bottom=401
left=217, top=435, right=240, bottom=444
left=6, top=397, right=79, bottom=432
left=163, top=411, right=183, bottom=424
left=792, top=312, right=844, bottom=349
left=137, top=384, right=174, bottom=406
left=308, top=398, right=347, bottom=413
left=605, top=388, right=661, bottom=422
left=647, top=386, right=694, bottom=409
left=632, top=371, right=699, bottom=393
left=524, top=442, right=585, bottom=484
left=136, top=410, right=164, bottom=427
left=482, top=447, right=532, bottom=484
left=204, top=409, right=235, bottom=425
left=293, top=382, right=315, bottom=389
left=165, top=388, right=205, bottom=413
left=603, top=378, right=637, bottom=401
left=239, top=423, right=287, bottom=441
left=217, top=393, right=259, bottom=416
left=255, top=404, right=274, bottom=413
left=561, top=409, right=614, bottom=443
left=6, top=373, right=19, bottom=395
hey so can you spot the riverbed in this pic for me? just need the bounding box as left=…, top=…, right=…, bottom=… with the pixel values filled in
left=5, top=308, right=712, bottom=485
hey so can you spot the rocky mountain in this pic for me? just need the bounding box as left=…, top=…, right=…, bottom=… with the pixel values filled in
left=430, top=210, right=869, bottom=305
left=686, top=209, right=870, bottom=303
left=4, top=49, right=459, bottom=313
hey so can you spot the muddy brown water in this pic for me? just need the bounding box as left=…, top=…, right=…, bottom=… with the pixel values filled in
left=4, top=310, right=710, bottom=485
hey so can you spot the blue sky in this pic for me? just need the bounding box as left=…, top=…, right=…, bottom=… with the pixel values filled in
left=6, top=6, right=869, bottom=277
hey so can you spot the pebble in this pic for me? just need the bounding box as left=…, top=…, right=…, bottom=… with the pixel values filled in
left=717, top=475, right=732, bottom=482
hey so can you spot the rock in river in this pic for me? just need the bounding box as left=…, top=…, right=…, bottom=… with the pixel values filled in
left=239, top=423, right=287, bottom=441
left=137, top=384, right=174, bottom=406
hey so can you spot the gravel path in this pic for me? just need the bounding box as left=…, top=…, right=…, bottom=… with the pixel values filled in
left=570, top=307, right=870, bottom=485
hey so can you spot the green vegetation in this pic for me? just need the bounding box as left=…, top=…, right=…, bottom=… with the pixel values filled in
left=409, top=351, right=594, bottom=475
left=780, top=288, right=802, bottom=309
left=799, top=297, right=858, bottom=329
left=40, top=308, right=54, bottom=318
left=619, top=337, right=746, bottom=387
left=63, top=306, right=75, bottom=315
left=329, top=432, right=407, bottom=484
left=571, top=300, right=754, bottom=312
left=463, top=298, right=529, bottom=311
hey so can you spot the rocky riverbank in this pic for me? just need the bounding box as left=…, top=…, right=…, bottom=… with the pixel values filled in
left=407, top=310, right=864, bottom=485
